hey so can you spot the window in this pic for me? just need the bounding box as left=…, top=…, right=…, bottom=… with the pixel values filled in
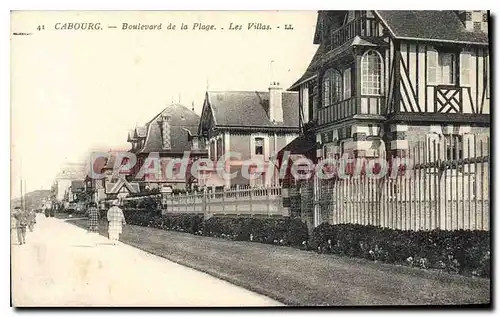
left=343, top=68, right=351, bottom=98
left=460, top=51, right=471, bottom=86
left=473, top=22, right=482, bottom=32
left=445, top=135, right=463, bottom=161
left=361, top=50, right=383, bottom=95
left=428, top=49, right=456, bottom=85
left=322, top=68, right=342, bottom=106
left=255, top=137, right=264, bottom=155
left=216, top=138, right=223, bottom=160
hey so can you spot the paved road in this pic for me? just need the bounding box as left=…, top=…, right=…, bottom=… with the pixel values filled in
left=11, top=214, right=282, bottom=307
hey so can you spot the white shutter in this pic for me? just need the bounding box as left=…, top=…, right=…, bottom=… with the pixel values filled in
left=427, top=49, right=439, bottom=84
left=486, top=54, right=490, bottom=98
left=441, top=53, right=454, bottom=85
left=343, top=68, right=351, bottom=98
left=460, top=51, right=471, bottom=86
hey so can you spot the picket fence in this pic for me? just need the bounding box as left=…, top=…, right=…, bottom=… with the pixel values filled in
left=311, top=136, right=490, bottom=231
left=163, top=185, right=288, bottom=217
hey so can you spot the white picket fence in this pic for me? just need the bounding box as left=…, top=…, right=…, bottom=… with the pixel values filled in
left=163, top=185, right=289, bottom=217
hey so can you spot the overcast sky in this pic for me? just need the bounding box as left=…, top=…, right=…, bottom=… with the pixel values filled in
left=11, top=11, right=318, bottom=197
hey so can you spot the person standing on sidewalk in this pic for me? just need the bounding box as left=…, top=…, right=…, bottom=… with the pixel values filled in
left=27, top=209, right=36, bottom=232
left=106, top=200, right=126, bottom=246
left=13, top=207, right=28, bottom=245
left=43, top=200, right=50, bottom=218
left=87, top=202, right=100, bottom=245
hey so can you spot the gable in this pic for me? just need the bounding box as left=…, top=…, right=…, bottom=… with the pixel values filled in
left=206, top=91, right=299, bottom=129
left=198, top=95, right=217, bottom=137
left=375, top=11, right=489, bottom=44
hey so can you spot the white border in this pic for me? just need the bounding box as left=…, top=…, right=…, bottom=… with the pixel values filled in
left=3, top=1, right=497, bottom=316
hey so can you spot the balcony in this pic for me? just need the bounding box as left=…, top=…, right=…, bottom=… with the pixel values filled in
left=327, top=16, right=382, bottom=51
left=318, top=95, right=385, bottom=125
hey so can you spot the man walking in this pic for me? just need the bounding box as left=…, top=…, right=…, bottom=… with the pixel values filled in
left=27, top=209, right=36, bottom=232
left=107, top=200, right=126, bottom=246
left=13, top=207, right=28, bottom=245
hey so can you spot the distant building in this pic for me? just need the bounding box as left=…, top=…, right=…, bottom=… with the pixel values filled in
left=53, top=163, right=86, bottom=202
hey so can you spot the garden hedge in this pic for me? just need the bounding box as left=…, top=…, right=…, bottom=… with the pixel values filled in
left=120, top=210, right=490, bottom=278
left=310, top=223, right=490, bottom=278
left=123, top=210, right=308, bottom=247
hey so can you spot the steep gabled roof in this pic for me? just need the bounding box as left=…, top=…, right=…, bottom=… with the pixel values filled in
left=138, top=104, right=201, bottom=154
left=375, top=11, right=489, bottom=45
left=206, top=91, right=299, bottom=129
left=105, top=178, right=140, bottom=194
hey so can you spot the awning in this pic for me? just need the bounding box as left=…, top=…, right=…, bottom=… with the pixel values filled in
left=276, top=133, right=317, bottom=164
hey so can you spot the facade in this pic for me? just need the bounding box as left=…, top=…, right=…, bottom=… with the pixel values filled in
left=127, top=103, right=207, bottom=191
left=198, top=83, right=300, bottom=188
left=287, top=10, right=490, bottom=161
left=283, top=10, right=491, bottom=230
left=52, top=163, right=86, bottom=202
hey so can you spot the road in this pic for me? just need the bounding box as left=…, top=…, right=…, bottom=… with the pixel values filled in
left=11, top=214, right=283, bottom=307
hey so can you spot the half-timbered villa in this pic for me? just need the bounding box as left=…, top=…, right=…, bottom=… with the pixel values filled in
left=286, top=10, right=490, bottom=161
left=198, top=83, right=300, bottom=188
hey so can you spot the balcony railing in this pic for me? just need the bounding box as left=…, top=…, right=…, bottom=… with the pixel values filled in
left=327, top=17, right=381, bottom=50
left=318, top=95, right=385, bottom=125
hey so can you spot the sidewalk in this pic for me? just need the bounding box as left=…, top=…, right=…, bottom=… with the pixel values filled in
left=65, top=216, right=490, bottom=306
left=11, top=214, right=282, bottom=307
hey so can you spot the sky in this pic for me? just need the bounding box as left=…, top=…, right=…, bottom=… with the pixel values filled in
left=10, top=11, right=318, bottom=198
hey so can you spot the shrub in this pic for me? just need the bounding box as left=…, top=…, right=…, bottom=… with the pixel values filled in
left=200, top=216, right=308, bottom=247
left=310, top=223, right=490, bottom=278
left=123, top=210, right=203, bottom=234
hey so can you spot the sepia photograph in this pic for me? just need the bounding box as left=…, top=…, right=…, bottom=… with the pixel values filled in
left=9, top=8, right=491, bottom=308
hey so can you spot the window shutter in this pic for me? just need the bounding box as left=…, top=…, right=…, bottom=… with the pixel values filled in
left=343, top=68, right=351, bottom=98
left=486, top=54, right=490, bottom=98
left=427, top=49, right=439, bottom=84
left=460, top=51, right=471, bottom=86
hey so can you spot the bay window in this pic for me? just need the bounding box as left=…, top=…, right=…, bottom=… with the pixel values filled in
left=361, top=50, right=383, bottom=95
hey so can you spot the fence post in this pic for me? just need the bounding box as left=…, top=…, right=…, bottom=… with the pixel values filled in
left=235, top=185, right=239, bottom=215
left=249, top=186, right=253, bottom=215
left=222, top=187, right=225, bottom=214
left=266, top=187, right=271, bottom=216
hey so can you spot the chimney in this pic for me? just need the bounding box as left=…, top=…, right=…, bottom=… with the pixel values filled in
left=269, top=81, right=284, bottom=123
left=157, top=114, right=172, bottom=149
left=457, top=10, right=488, bottom=33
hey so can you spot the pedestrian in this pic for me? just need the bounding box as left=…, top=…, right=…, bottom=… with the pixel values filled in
left=107, top=200, right=126, bottom=246
left=43, top=201, right=50, bottom=218
left=87, top=202, right=100, bottom=244
left=13, top=207, right=28, bottom=245
left=49, top=200, right=55, bottom=217
left=27, top=209, right=36, bottom=232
